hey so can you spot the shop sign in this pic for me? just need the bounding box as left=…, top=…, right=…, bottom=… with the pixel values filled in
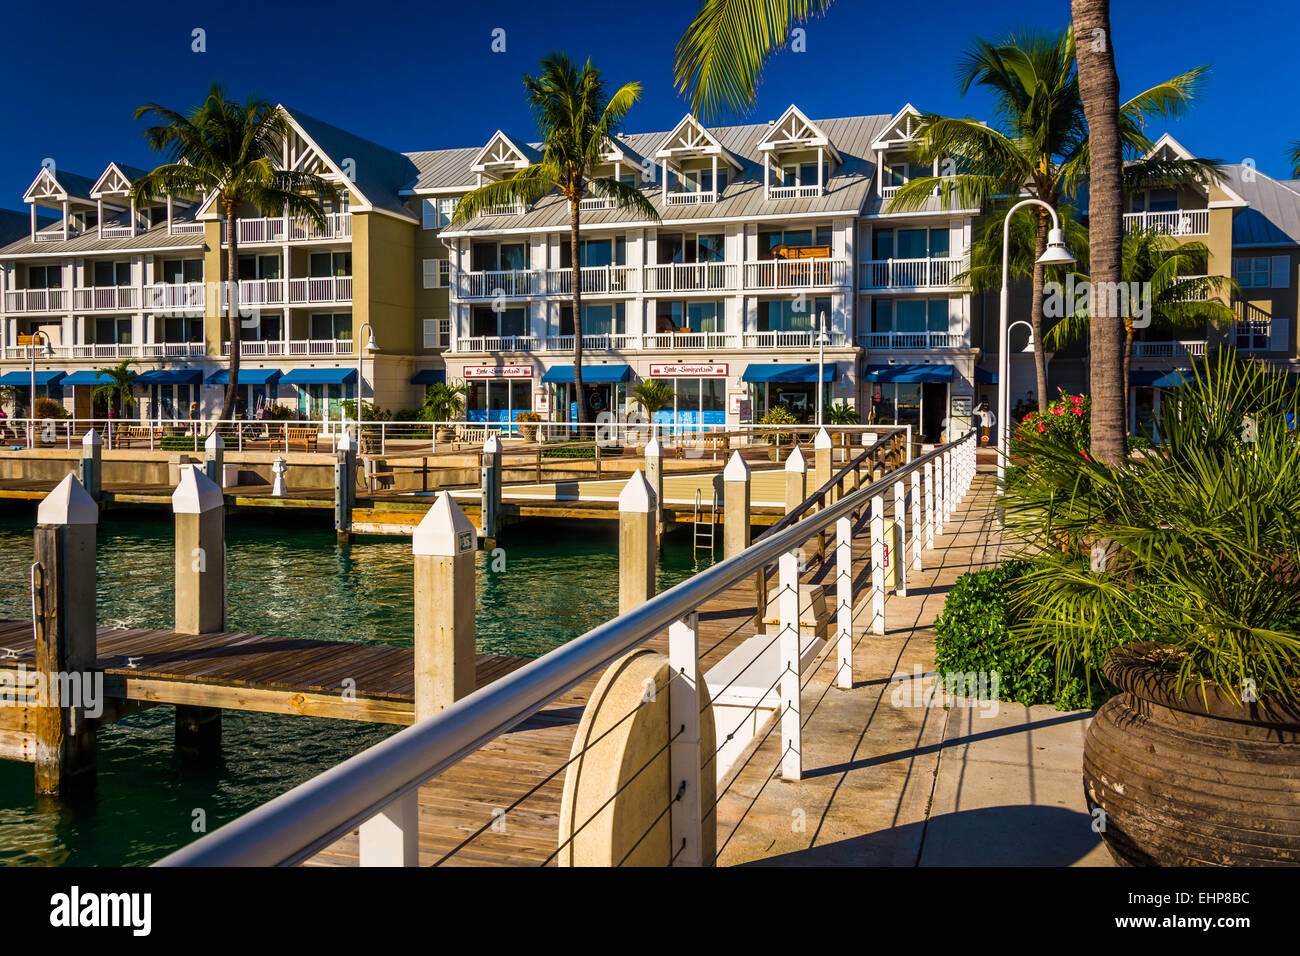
left=648, top=363, right=728, bottom=377
left=461, top=365, right=533, bottom=379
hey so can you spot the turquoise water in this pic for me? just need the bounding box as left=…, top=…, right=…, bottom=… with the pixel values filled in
left=0, top=509, right=702, bottom=866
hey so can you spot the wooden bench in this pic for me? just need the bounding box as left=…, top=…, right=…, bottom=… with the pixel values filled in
left=285, top=426, right=319, bottom=453
left=454, top=425, right=489, bottom=447
left=116, top=424, right=165, bottom=448
left=673, top=433, right=730, bottom=458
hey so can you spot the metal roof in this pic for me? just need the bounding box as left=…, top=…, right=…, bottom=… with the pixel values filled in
left=1223, top=165, right=1300, bottom=247
left=0, top=220, right=204, bottom=259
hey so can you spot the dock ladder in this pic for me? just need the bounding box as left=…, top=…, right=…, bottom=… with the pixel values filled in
left=693, top=486, right=719, bottom=560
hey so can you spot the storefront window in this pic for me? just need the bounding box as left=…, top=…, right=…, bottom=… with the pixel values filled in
left=758, top=296, right=830, bottom=332
left=466, top=378, right=534, bottom=428
left=648, top=376, right=727, bottom=430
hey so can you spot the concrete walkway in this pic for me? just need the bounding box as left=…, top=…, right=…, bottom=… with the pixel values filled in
left=715, top=465, right=1113, bottom=867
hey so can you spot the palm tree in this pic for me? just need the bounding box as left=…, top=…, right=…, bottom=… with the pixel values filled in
left=631, top=379, right=675, bottom=418
left=674, top=0, right=833, bottom=120
left=93, top=360, right=139, bottom=417
left=1071, top=0, right=1126, bottom=465
left=130, top=83, right=342, bottom=422
left=1289, top=140, right=1300, bottom=178
left=889, top=28, right=1211, bottom=415
left=451, top=54, right=659, bottom=424
left=1044, top=227, right=1239, bottom=429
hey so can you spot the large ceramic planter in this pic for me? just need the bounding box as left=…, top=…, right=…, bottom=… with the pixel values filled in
left=1084, top=644, right=1300, bottom=866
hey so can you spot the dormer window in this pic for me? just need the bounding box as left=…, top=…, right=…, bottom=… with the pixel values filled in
left=758, top=105, right=841, bottom=201
left=654, top=114, right=741, bottom=207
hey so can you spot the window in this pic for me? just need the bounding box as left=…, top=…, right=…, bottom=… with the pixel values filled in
left=558, top=302, right=626, bottom=336
left=872, top=298, right=954, bottom=334
left=656, top=300, right=724, bottom=332
left=423, top=258, right=451, bottom=289
left=560, top=237, right=627, bottom=268
left=471, top=241, right=529, bottom=272
left=162, top=258, right=203, bottom=284
left=471, top=306, right=528, bottom=338
left=309, top=251, right=352, bottom=277
left=760, top=227, right=831, bottom=255
left=93, top=261, right=131, bottom=286
left=1234, top=257, right=1271, bottom=289
left=647, top=376, right=726, bottom=427
left=657, top=233, right=723, bottom=265
left=27, top=264, right=62, bottom=289
left=465, top=379, right=534, bottom=426
left=422, top=197, right=457, bottom=229
left=873, top=228, right=949, bottom=259
left=94, top=316, right=132, bottom=344
left=238, top=255, right=281, bottom=280
left=1132, top=188, right=1179, bottom=213
left=163, top=316, right=204, bottom=342
left=310, top=313, right=351, bottom=340
left=759, top=296, right=830, bottom=332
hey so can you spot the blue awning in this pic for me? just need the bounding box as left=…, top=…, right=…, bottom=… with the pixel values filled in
left=410, top=368, right=446, bottom=385
left=0, top=370, right=66, bottom=386
left=62, top=370, right=115, bottom=386
left=280, top=367, right=357, bottom=385
left=741, top=363, right=836, bottom=384
left=1131, top=369, right=1187, bottom=387
left=975, top=367, right=998, bottom=385
left=135, top=368, right=204, bottom=386
left=207, top=368, right=282, bottom=385
left=541, top=364, right=632, bottom=384
left=865, top=364, right=956, bottom=383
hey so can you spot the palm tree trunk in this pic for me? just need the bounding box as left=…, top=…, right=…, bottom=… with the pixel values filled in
left=570, top=199, right=587, bottom=426
left=1073, top=0, right=1127, bottom=466
left=219, top=197, right=240, bottom=423
left=1031, top=212, right=1050, bottom=413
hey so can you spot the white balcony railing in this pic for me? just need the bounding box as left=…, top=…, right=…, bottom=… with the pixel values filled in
left=642, top=331, right=738, bottom=350
left=860, top=331, right=965, bottom=350
left=545, top=334, right=644, bottom=352
left=579, top=197, right=616, bottom=211
left=742, top=330, right=848, bottom=349
left=449, top=330, right=852, bottom=353
left=457, top=335, right=539, bottom=353
left=71, top=286, right=139, bottom=311
left=1132, top=340, right=1207, bottom=358
left=33, top=231, right=68, bottom=242
left=480, top=202, right=526, bottom=217
left=880, top=185, right=901, bottom=200
left=140, top=341, right=206, bottom=358
left=664, top=191, right=717, bottom=206
left=643, top=262, right=737, bottom=293
left=4, top=288, right=68, bottom=313
left=169, top=221, right=206, bottom=235
left=457, top=270, right=542, bottom=299
left=287, top=338, right=354, bottom=356
left=545, top=265, right=639, bottom=296
left=860, top=257, right=966, bottom=290
left=743, top=258, right=848, bottom=290
left=100, top=224, right=135, bottom=238
left=288, top=275, right=353, bottom=304
left=769, top=184, right=822, bottom=200
left=145, top=283, right=205, bottom=313
left=221, top=278, right=287, bottom=309
left=1123, top=209, right=1210, bottom=237
left=221, top=212, right=352, bottom=244
left=66, top=343, right=142, bottom=360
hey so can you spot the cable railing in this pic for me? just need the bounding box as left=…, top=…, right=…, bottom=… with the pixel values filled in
left=155, top=428, right=976, bottom=866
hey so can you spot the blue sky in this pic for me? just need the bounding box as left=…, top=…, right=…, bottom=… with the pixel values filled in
left=2, top=0, right=1296, bottom=205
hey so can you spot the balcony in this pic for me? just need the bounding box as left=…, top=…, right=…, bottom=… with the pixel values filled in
left=1132, top=340, right=1207, bottom=358
left=449, top=330, right=851, bottom=354
left=480, top=202, right=526, bottom=217
left=222, top=279, right=287, bottom=309
left=644, top=262, right=737, bottom=293
left=220, top=212, right=352, bottom=245
left=0, top=341, right=206, bottom=360
left=4, top=288, right=68, bottom=313
left=744, top=258, right=849, bottom=291
left=100, top=223, right=136, bottom=239
left=457, top=270, right=543, bottom=300
left=664, top=191, right=717, bottom=206
left=170, top=220, right=205, bottom=235
left=1123, top=209, right=1209, bottom=237
left=72, top=286, right=139, bottom=311
left=458, top=335, right=540, bottom=353
left=860, top=331, right=966, bottom=350
left=860, top=257, right=966, bottom=291
left=145, top=283, right=205, bottom=314
left=579, top=197, right=616, bottom=211
left=545, top=265, right=639, bottom=296
left=222, top=339, right=355, bottom=357
left=769, top=185, right=822, bottom=200
left=288, top=275, right=353, bottom=305
left=742, top=331, right=847, bottom=349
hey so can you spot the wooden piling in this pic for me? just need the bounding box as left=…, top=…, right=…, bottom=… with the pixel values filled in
left=173, top=464, right=226, bottom=753
left=618, top=470, right=657, bottom=614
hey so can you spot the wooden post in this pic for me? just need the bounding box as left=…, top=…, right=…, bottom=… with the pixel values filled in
left=32, top=475, right=98, bottom=796
left=722, top=451, right=751, bottom=558
left=411, top=492, right=477, bottom=718
left=784, top=445, right=807, bottom=513
left=835, top=515, right=853, bottom=690
left=480, top=432, right=502, bottom=545
left=644, top=436, right=664, bottom=545
left=813, top=427, right=832, bottom=504
left=335, top=432, right=356, bottom=543
left=668, top=613, right=702, bottom=866
left=911, top=469, right=923, bottom=572
left=204, top=430, right=224, bottom=488
left=173, top=464, right=226, bottom=752
left=79, top=429, right=102, bottom=502
left=871, top=494, right=886, bottom=636
left=924, top=460, right=936, bottom=550
left=618, top=470, right=657, bottom=614
left=778, top=548, right=801, bottom=780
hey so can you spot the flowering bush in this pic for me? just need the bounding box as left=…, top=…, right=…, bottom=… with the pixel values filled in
left=1013, top=389, right=1090, bottom=453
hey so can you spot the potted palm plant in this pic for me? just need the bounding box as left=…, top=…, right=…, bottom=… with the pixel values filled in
left=1006, top=351, right=1300, bottom=865
left=422, top=383, right=468, bottom=442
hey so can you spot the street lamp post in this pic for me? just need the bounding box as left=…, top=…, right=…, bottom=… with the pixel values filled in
left=28, top=330, right=52, bottom=448
left=815, top=310, right=828, bottom=427
left=355, top=321, right=377, bottom=428
left=997, top=199, right=1075, bottom=491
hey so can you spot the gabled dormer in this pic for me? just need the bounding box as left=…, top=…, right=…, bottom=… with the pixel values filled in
left=757, top=105, right=841, bottom=200
left=470, top=130, right=533, bottom=183
left=23, top=166, right=97, bottom=242
left=581, top=136, right=640, bottom=210
left=871, top=104, right=935, bottom=201
left=89, top=162, right=159, bottom=239
left=1120, top=133, right=1243, bottom=238
left=653, top=114, right=742, bottom=206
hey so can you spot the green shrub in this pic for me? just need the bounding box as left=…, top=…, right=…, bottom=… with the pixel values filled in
left=934, top=561, right=1111, bottom=710
left=160, top=436, right=202, bottom=451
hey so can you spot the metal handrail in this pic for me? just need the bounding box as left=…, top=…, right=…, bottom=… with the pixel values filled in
left=158, top=430, right=974, bottom=867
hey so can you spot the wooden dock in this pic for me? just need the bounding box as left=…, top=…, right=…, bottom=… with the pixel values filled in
left=0, top=619, right=530, bottom=762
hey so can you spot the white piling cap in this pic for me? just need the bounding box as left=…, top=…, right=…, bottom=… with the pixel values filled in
left=412, top=491, right=477, bottom=557
left=38, top=474, right=98, bottom=526
left=723, top=450, right=750, bottom=481
left=172, top=463, right=223, bottom=514
left=483, top=433, right=502, bottom=454
left=82, top=429, right=102, bottom=448
left=814, top=427, right=833, bottom=449
left=338, top=431, right=356, bottom=452
left=205, top=431, right=224, bottom=453
left=644, top=435, right=662, bottom=458
left=618, top=469, right=656, bottom=513
left=786, top=445, right=807, bottom=473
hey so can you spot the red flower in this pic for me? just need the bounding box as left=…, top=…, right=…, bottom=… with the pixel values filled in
left=1037, top=423, right=1047, bottom=433
left=1051, top=406, right=1064, bottom=416
left=1070, top=395, right=1083, bottom=405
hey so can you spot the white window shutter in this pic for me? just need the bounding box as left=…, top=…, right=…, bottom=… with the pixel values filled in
left=422, top=259, right=437, bottom=289
left=423, top=319, right=439, bottom=348
left=421, top=199, right=438, bottom=230
left=1271, top=255, right=1291, bottom=289
left=1269, top=317, right=1290, bottom=352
